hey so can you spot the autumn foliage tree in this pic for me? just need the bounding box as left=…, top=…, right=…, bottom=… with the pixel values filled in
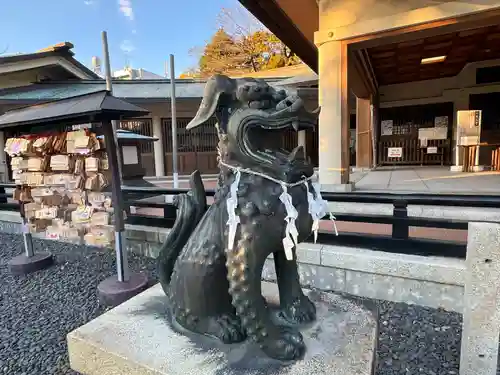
left=183, top=6, right=301, bottom=78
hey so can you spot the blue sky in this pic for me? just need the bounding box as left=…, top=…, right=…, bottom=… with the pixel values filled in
left=0, top=0, right=246, bottom=77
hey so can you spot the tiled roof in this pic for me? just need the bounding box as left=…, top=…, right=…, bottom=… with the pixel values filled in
left=0, top=42, right=101, bottom=79
left=0, top=90, right=149, bottom=128
left=0, top=76, right=297, bottom=102
left=97, top=129, right=158, bottom=142
left=0, top=80, right=208, bottom=101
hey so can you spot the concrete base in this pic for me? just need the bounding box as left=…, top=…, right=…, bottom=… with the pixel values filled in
left=320, top=183, right=355, bottom=192
left=351, top=167, right=372, bottom=173
left=97, top=272, right=149, bottom=307
left=449, top=165, right=486, bottom=172
left=8, top=252, right=54, bottom=275
left=68, top=282, right=378, bottom=375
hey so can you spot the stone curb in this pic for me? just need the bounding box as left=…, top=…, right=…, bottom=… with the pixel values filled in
left=0, top=211, right=465, bottom=312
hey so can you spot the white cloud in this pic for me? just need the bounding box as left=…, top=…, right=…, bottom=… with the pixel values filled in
left=118, top=0, right=134, bottom=21
left=84, top=0, right=94, bottom=5
left=120, top=40, right=135, bottom=53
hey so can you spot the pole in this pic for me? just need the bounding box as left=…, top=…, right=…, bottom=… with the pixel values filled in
left=101, top=31, right=129, bottom=282
left=101, top=31, right=124, bottom=184
left=103, top=121, right=128, bottom=282
left=170, top=54, right=179, bottom=188
left=102, top=31, right=113, bottom=93
left=20, top=205, right=34, bottom=257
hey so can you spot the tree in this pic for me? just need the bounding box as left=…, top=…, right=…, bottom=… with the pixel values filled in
left=183, top=6, right=301, bottom=77
left=197, top=28, right=247, bottom=77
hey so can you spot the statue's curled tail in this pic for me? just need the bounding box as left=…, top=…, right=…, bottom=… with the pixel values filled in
left=157, top=171, right=207, bottom=295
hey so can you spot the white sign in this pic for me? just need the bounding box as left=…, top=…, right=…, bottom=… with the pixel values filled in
left=427, top=146, right=438, bottom=154
left=388, top=147, right=402, bottom=158
left=457, top=110, right=482, bottom=146
left=122, top=145, right=139, bottom=165
left=381, top=120, right=393, bottom=136
left=418, top=127, right=447, bottom=140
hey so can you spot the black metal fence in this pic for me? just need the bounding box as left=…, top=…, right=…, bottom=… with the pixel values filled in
left=119, top=188, right=500, bottom=260
left=2, top=182, right=499, bottom=260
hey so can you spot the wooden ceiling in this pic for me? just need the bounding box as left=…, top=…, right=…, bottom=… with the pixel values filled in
left=367, top=24, right=500, bottom=86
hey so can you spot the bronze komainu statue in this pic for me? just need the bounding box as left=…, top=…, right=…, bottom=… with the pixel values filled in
left=158, top=74, right=327, bottom=361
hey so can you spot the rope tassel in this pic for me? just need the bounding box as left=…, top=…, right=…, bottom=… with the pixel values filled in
left=279, top=184, right=299, bottom=261
left=226, top=169, right=241, bottom=251
left=305, top=180, right=339, bottom=242
left=220, top=161, right=338, bottom=261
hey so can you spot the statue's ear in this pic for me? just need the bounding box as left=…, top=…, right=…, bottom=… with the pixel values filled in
left=186, top=75, right=236, bottom=130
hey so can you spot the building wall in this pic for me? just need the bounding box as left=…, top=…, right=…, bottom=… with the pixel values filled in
left=0, top=71, right=40, bottom=90
left=135, top=99, right=201, bottom=119
left=379, top=59, right=500, bottom=106
left=379, top=59, right=500, bottom=165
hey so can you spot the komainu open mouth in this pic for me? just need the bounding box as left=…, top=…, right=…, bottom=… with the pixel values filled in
left=243, top=109, right=316, bottom=164
left=244, top=119, right=315, bottom=164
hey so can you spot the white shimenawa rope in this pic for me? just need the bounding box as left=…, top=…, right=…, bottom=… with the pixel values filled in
left=221, top=161, right=338, bottom=261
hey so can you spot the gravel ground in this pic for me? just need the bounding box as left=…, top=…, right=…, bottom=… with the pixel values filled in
left=0, top=232, right=158, bottom=375
left=0, top=232, right=469, bottom=375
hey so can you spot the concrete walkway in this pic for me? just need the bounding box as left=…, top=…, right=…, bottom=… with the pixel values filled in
left=352, top=166, right=500, bottom=194
left=148, top=167, right=500, bottom=194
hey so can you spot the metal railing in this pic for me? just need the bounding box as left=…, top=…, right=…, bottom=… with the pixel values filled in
left=120, top=187, right=500, bottom=259
left=2, top=183, right=499, bottom=259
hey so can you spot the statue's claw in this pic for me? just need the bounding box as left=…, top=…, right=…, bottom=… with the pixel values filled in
left=279, top=294, right=316, bottom=324
left=259, top=326, right=305, bottom=361
left=207, top=314, right=247, bottom=344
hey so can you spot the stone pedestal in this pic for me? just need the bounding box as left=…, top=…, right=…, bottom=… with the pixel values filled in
left=460, top=222, right=500, bottom=375
left=68, top=282, right=378, bottom=375
left=8, top=252, right=54, bottom=275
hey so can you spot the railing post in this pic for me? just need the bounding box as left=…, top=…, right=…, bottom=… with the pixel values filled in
left=0, top=186, right=7, bottom=204
left=460, top=222, right=500, bottom=375
left=164, top=194, right=174, bottom=219
left=392, top=200, right=409, bottom=240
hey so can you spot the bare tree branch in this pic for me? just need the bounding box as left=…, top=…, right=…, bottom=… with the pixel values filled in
left=0, top=44, right=9, bottom=55
left=216, top=6, right=264, bottom=38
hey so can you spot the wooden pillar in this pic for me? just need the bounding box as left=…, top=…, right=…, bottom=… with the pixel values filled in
left=371, top=93, right=380, bottom=168
left=356, top=97, right=372, bottom=168
left=317, top=39, right=351, bottom=191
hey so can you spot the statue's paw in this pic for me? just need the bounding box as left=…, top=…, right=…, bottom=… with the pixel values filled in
left=280, top=294, right=316, bottom=324
left=209, top=314, right=247, bottom=344
left=259, top=326, right=305, bottom=361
